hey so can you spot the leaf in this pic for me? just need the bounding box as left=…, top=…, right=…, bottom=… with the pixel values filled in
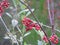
left=17, top=9, right=29, bottom=16
left=38, top=40, right=43, bottom=45
left=38, top=30, right=44, bottom=39
left=17, top=9, right=34, bottom=16
left=12, top=0, right=20, bottom=7
left=38, top=40, right=47, bottom=45
left=26, top=9, right=34, bottom=16
left=23, top=32, right=31, bottom=37
left=6, top=12, right=12, bottom=18
left=19, top=1, right=26, bottom=10
left=22, top=25, right=26, bottom=34
left=24, top=42, right=27, bottom=45
left=33, top=29, right=44, bottom=39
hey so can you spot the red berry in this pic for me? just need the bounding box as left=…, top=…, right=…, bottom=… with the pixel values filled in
left=49, top=35, right=59, bottom=44
left=25, top=18, right=32, bottom=22
left=22, top=17, right=41, bottom=31
left=51, top=36, right=55, bottom=41
left=54, top=40, right=58, bottom=44
left=2, top=0, right=10, bottom=8
left=53, top=35, right=57, bottom=38
left=22, top=17, right=34, bottom=31
left=26, top=26, right=32, bottom=31
left=30, top=23, right=35, bottom=27
left=55, top=39, right=59, bottom=43
left=0, top=13, right=2, bottom=16
left=0, top=6, right=4, bottom=13
left=0, top=0, right=10, bottom=16
left=35, top=23, right=41, bottom=30
left=43, top=36, right=48, bottom=43
left=22, top=17, right=32, bottom=26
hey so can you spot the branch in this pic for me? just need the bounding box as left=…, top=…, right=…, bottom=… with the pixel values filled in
left=19, top=0, right=51, bottom=45
left=50, top=0, right=55, bottom=34
left=40, top=23, right=60, bottom=33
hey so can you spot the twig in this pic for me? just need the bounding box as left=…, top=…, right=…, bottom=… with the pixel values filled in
left=41, top=23, right=60, bottom=33
left=50, top=0, right=55, bottom=34
left=47, top=0, right=52, bottom=34
left=47, top=0, right=55, bottom=45
left=47, top=0, right=55, bottom=35
left=0, top=16, right=10, bottom=32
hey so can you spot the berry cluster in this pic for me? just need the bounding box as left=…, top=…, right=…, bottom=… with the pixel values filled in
left=22, top=17, right=41, bottom=31
left=50, top=35, right=59, bottom=44
left=43, top=36, right=48, bottom=43
left=1, top=0, right=10, bottom=8
left=0, top=0, right=9, bottom=16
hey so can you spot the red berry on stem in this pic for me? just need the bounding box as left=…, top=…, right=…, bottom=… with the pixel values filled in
left=43, top=36, right=48, bottom=43
left=22, top=17, right=41, bottom=31
left=54, top=40, right=58, bottom=44
left=0, top=6, right=3, bottom=13
left=26, top=26, right=32, bottom=31
left=35, top=23, right=41, bottom=31
left=22, top=17, right=33, bottom=31
left=0, top=13, right=2, bottom=16
left=51, top=36, right=55, bottom=41
left=22, top=17, right=32, bottom=26
left=2, top=0, right=10, bottom=8
left=53, top=34, right=57, bottom=38
left=49, top=35, right=59, bottom=44
left=30, top=23, right=35, bottom=27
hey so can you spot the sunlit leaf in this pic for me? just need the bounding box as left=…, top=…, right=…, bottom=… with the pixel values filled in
left=38, top=40, right=43, bottom=45
left=6, top=12, right=12, bottom=18
left=24, top=32, right=31, bottom=37
left=12, top=0, right=20, bottom=7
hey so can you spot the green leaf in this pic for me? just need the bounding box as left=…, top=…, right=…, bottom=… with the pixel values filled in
left=19, top=2, right=26, bottom=10
left=38, top=30, right=44, bottom=39
left=23, top=32, right=31, bottom=37
left=17, top=9, right=34, bottom=17
left=24, top=42, right=27, bottom=45
left=12, top=0, right=20, bottom=7
left=38, top=40, right=43, bottom=45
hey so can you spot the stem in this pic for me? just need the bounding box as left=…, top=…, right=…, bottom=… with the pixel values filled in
left=19, top=0, right=51, bottom=45
left=47, top=0, right=52, bottom=26
left=8, top=33, right=19, bottom=45
left=47, top=0, right=55, bottom=45
left=47, top=0, right=55, bottom=35
left=50, top=0, right=55, bottom=34
left=47, top=0, right=52, bottom=34
left=16, top=26, right=22, bottom=34
left=16, top=26, right=23, bottom=45
left=0, top=16, right=10, bottom=33
left=41, top=23, right=60, bottom=33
